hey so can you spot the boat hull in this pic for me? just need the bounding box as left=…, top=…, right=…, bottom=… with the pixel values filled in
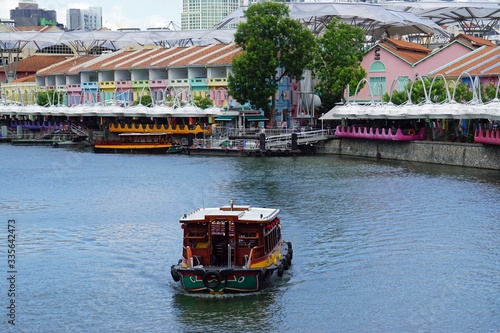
left=93, top=144, right=182, bottom=154
left=171, top=241, right=293, bottom=294
left=175, top=267, right=274, bottom=293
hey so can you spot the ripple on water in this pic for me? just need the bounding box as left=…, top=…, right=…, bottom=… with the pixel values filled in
left=2, top=148, right=499, bottom=332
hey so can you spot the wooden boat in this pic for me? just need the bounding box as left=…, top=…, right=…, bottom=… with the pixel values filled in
left=170, top=200, right=293, bottom=294
left=93, top=132, right=183, bottom=154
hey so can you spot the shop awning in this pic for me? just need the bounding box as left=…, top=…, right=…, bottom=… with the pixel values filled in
left=245, top=115, right=268, bottom=122
left=214, top=115, right=237, bottom=121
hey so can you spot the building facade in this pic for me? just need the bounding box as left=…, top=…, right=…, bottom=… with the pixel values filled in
left=181, top=0, right=244, bottom=30
left=354, top=36, right=490, bottom=102
left=10, top=0, right=57, bottom=27
left=67, top=7, right=102, bottom=31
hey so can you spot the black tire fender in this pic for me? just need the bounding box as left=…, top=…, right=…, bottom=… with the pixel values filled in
left=277, top=264, right=284, bottom=277
left=170, top=265, right=180, bottom=282
left=202, top=271, right=222, bottom=289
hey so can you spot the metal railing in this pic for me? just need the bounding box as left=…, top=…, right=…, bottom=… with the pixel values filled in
left=192, top=128, right=328, bottom=151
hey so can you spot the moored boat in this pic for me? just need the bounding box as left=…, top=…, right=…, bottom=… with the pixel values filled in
left=170, top=200, right=293, bottom=294
left=93, top=132, right=183, bottom=154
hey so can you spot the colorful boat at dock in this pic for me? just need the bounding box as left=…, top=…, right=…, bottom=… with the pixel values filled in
left=170, top=200, right=293, bottom=294
left=474, top=128, right=500, bottom=145
left=93, top=132, right=183, bottom=154
left=334, top=125, right=426, bottom=141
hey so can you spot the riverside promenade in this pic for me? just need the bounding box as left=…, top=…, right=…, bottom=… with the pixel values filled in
left=2, top=121, right=499, bottom=170
left=319, top=138, right=500, bottom=171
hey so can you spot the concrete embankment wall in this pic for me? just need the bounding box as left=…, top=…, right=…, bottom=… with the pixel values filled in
left=318, top=138, right=500, bottom=170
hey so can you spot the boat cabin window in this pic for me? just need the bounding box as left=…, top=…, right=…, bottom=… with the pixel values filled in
left=238, top=231, right=258, bottom=248
left=210, top=221, right=235, bottom=266
left=184, top=224, right=209, bottom=245
left=264, top=218, right=281, bottom=253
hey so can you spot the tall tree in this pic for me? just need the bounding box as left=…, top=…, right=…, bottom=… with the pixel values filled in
left=313, top=17, right=367, bottom=111
left=228, top=1, right=316, bottom=126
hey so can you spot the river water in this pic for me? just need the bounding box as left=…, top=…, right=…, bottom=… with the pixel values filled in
left=0, top=145, right=499, bottom=333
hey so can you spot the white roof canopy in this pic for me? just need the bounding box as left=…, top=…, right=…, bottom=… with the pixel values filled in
left=320, top=101, right=500, bottom=121
left=215, top=2, right=448, bottom=40
left=380, top=1, right=500, bottom=30
left=0, top=29, right=237, bottom=52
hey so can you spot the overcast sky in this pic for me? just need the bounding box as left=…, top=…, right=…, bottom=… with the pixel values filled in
left=0, top=0, right=183, bottom=30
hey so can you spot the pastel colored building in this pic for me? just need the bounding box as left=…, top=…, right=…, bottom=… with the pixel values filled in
left=354, top=34, right=494, bottom=103
left=19, top=43, right=299, bottom=127
left=429, top=45, right=500, bottom=90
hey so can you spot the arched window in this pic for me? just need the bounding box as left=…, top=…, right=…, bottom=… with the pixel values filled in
left=370, top=61, right=386, bottom=73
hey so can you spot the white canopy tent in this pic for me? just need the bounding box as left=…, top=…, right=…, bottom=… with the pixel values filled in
left=320, top=102, right=500, bottom=121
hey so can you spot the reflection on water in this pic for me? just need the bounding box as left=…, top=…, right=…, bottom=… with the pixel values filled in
left=173, top=292, right=278, bottom=331
left=0, top=145, right=499, bottom=332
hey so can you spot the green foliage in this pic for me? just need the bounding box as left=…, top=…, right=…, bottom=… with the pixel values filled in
left=132, top=95, right=152, bottom=107
left=312, top=18, right=367, bottom=107
left=383, top=89, right=408, bottom=105
left=481, top=83, right=498, bottom=102
left=410, top=80, right=429, bottom=104
left=452, top=83, right=473, bottom=103
left=382, top=77, right=474, bottom=105
left=427, top=78, right=448, bottom=103
left=228, top=1, right=315, bottom=118
left=36, top=89, right=63, bottom=107
left=193, top=95, right=213, bottom=109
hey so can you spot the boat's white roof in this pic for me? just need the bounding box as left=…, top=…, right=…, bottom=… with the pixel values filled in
left=180, top=204, right=280, bottom=223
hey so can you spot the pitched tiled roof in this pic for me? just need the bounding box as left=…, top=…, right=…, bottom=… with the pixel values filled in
left=382, top=38, right=430, bottom=53
left=152, top=46, right=210, bottom=67
left=37, top=56, right=97, bottom=75
left=429, top=45, right=500, bottom=77
left=0, top=55, right=72, bottom=73
left=10, top=75, right=36, bottom=83
left=187, top=44, right=241, bottom=66
left=78, top=49, right=136, bottom=71
left=172, top=44, right=234, bottom=66
left=450, top=33, right=496, bottom=48
left=377, top=38, right=431, bottom=64
left=35, top=43, right=242, bottom=76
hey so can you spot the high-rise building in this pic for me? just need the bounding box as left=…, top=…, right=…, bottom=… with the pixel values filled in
left=67, top=7, right=102, bottom=31
left=181, top=0, right=244, bottom=30
left=10, top=0, right=58, bottom=27
left=246, top=0, right=305, bottom=3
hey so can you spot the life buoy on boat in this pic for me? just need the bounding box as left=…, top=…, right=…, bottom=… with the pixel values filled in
left=408, top=129, right=416, bottom=136
left=202, top=271, right=222, bottom=289
left=186, top=246, right=193, bottom=268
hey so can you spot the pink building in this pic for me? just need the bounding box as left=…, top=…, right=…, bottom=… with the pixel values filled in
left=354, top=34, right=494, bottom=103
